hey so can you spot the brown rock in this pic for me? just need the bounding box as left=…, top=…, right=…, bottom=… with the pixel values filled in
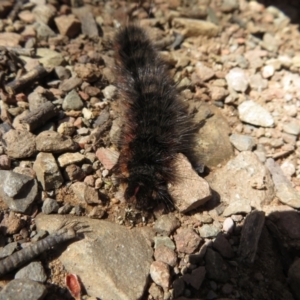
left=64, top=164, right=85, bottom=181
left=0, top=212, right=23, bottom=235
left=172, top=18, right=219, bottom=37
left=3, top=130, right=36, bottom=159
left=71, top=182, right=102, bottom=205
left=74, top=63, right=102, bottom=83
left=168, top=154, right=211, bottom=213
left=0, top=32, right=21, bottom=47
left=36, top=131, right=78, bottom=153
left=154, top=214, right=181, bottom=235
left=33, top=152, right=64, bottom=190
left=55, top=14, right=81, bottom=38
left=150, top=261, right=170, bottom=289
left=57, top=152, right=85, bottom=167
left=59, top=76, right=82, bottom=93
left=154, top=245, right=177, bottom=267
left=96, top=147, right=119, bottom=170
left=174, top=228, right=201, bottom=254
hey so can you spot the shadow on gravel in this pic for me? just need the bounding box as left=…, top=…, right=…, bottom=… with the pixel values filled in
left=255, top=0, right=300, bottom=25
left=172, top=209, right=300, bottom=300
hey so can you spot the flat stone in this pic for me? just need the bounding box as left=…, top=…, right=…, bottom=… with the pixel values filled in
left=59, top=77, right=82, bottom=93
left=238, top=100, right=274, bottom=127
left=3, top=129, right=36, bottom=159
left=223, top=201, right=252, bottom=217
left=172, top=18, right=219, bottom=38
left=168, top=154, right=211, bottom=213
left=35, top=23, right=56, bottom=39
left=15, top=262, right=47, bottom=283
left=63, top=89, right=84, bottom=111
left=35, top=214, right=153, bottom=300
left=0, top=279, right=47, bottom=300
left=229, top=134, right=256, bottom=151
left=282, top=121, right=300, bottom=136
left=0, top=171, right=38, bottom=213
left=36, top=48, right=64, bottom=68
left=33, top=152, right=63, bottom=190
left=57, top=152, right=85, bottom=167
left=96, top=147, right=119, bottom=170
left=207, top=151, right=275, bottom=211
left=238, top=210, right=265, bottom=264
left=0, top=32, right=21, bottom=47
left=36, top=131, right=78, bottom=153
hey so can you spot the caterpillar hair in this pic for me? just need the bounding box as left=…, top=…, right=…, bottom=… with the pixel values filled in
left=114, top=24, right=197, bottom=210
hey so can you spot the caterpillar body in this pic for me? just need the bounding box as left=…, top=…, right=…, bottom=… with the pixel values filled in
left=114, top=25, right=196, bottom=210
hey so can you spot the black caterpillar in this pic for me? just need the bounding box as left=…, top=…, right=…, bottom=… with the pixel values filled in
left=114, top=25, right=196, bottom=210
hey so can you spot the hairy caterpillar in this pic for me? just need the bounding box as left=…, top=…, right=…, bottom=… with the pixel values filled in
left=114, top=25, right=197, bottom=210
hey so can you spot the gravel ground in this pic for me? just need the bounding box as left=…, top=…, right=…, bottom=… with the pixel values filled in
left=0, top=0, right=300, bottom=299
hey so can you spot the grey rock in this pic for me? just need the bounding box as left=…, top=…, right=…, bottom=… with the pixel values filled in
left=207, top=151, right=275, bottom=211
left=238, top=211, right=265, bottom=264
left=229, top=134, right=256, bottom=151
left=0, top=242, right=18, bottom=259
left=15, top=262, right=47, bottom=283
left=223, top=202, right=252, bottom=217
left=198, top=224, right=220, bottom=238
left=55, top=66, right=71, bottom=81
left=225, top=68, right=249, bottom=92
left=60, top=76, right=82, bottom=93
left=36, top=131, right=78, bottom=153
left=154, top=214, right=180, bottom=235
left=0, top=279, right=47, bottom=300
left=63, top=89, right=84, bottom=111
left=31, top=230, right=48, bottom=243
left=35, top=214, right=153, bottom=300
left=3, top=129, right=36, bottom=159
left=0, top=171, right=38, bottom=213
left=205, top=248, right=228, bottom=283
left=33, top=152, right=64, bottom=190
left=154, top=236, right=175, bottom=250
left=35, top=22, right=55, bottom=39
left=266, top=158, right=300, bottom=209
left=42, top=198, right=59, bottom=214
left=28, top=91, right=48, bottom=111
left=168, top=154, right=211, bottom=212
left=238, top=100, right=274, bottom=127
left=221, top=0, right=239, bottom=12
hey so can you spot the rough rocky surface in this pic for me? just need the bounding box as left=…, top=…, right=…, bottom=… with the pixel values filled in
left=0, top=0, right=299, bottom=299
left=35, top=214, right=153, bottom=300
